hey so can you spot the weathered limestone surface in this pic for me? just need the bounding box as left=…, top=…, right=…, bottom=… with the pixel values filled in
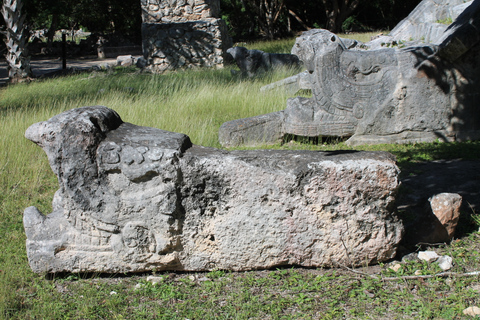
left=141, top=0, right=220, bottom=23
left=260, top=71, right=311, bottom=96
left=429, top=193, right=462, bottom=240
left=389, top=0, right=473, bottom=44
left=356, top=0, right=475, bottom=50
left=259, top=0, right=473, bottom=92
left=220, top=0, right=480, bottom=147
left=24, top=106, right=403, bottom=273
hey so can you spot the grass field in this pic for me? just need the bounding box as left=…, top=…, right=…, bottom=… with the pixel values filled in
left=1, top=36, right=480, bottom=319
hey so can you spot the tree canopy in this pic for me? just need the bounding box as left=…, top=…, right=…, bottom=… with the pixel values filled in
left=1, top=0, right=422, bottom=44
left=222, top=0, right=422, bottom=40
left=21, top=0, right=141, bottom=44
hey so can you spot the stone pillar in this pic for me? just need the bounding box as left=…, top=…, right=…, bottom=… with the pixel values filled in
left=141, top=0, right=232, bottom=72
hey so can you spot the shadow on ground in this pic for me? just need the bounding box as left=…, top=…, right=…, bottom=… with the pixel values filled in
left=397, top=158, right=480, bottom=250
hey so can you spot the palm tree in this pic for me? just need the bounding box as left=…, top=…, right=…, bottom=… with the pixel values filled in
left=2, top=0, right=32, bottom=83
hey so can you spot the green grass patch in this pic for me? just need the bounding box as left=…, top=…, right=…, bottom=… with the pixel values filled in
left=239, top=31, right=387, bottom=54
left=436, top=17, right=453, bottom=25
left=1, top=36, right=480, bottom=319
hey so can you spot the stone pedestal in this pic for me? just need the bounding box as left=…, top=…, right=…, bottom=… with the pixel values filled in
left=141, top=0, right=231, bottom=71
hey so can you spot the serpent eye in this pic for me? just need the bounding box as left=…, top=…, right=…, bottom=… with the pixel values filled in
left=331, top=36, right=336, bottom=42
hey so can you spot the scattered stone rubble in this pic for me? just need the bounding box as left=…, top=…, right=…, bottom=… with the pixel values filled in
left=389, top=250, right=453, bottom=273
left=116, top=55, right=147, bottom=68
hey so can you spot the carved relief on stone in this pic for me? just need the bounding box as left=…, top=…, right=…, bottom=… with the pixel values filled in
left=24, top=106, right=403, bottom=273
left=219, top=1, right=480, bottom=147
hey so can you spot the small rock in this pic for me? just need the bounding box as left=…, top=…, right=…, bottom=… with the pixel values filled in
left=117, top=55, right=135, bottom=67
left=134, top=283, right=145, bottom=289
left=98, top=63, right=111, bottom=70
left=110, top=291, right=117, bottom=295
left=429, top=193, right=462, bottom=240
left=411, top=284, right=418, bottom=294
left=418, top=250, right=439, bottom=262
left=468, top=284, right=480, bottom=293
left=463, top=306, right=480, bottom=317
left=414, top=270, right=422, bottom=275
left=197, top=276, right=211, bottom=282
left=146, top=275, right=164, bottom=285
left=389, top=263, right=402, bottom=272
left=437, top=255, right=453, bottom=271
left=401, top=252, right=419, bottom=262
left=363, top=289, right=375, bottom=298
left=136, top=57, right=147, bottom=68
left=188, top=275, right=196, bottom=281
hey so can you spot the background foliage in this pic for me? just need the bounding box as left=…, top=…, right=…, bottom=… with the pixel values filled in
left=20, top=0, right=142, bottom=44
left=221, top=0, right=423, bottom=40
left=1, top=0, right=423, bottom=45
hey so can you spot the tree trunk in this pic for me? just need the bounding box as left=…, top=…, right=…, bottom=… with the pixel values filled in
left=252, top=0, right=286, bottom=39
left=321, top=0, right=360, bottom=33
left=46, top=13, right=58, bottom=48
left=2, top=0, right=32, bottom=83
left=288, top=9, right=309, bottom=31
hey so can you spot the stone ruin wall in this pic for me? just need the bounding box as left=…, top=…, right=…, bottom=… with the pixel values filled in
left=141, top=0, right=231, bottom=72
left=141, top=0, right=220, bottom=23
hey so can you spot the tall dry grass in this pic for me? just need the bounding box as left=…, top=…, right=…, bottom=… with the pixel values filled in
left=2, top=34, right=478, bottom=319
left=0, top=53, right=305, bottom=317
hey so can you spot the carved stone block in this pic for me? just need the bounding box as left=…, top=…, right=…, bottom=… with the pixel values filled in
left=24, top=106, right=403, bottom=273
left=219, top=1, right=480, bottom=147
